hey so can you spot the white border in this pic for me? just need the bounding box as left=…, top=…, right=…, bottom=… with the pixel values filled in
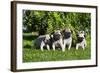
left=17, top=3, right=96, bottom=69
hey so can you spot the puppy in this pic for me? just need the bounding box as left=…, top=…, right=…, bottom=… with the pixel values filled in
left=76, top=31, right=87, bottom=50
left=51, top=30, right=64, bottom=52
left=62, top=28, right=72, bottom=50
left=35, top=34, right=51, bottom=51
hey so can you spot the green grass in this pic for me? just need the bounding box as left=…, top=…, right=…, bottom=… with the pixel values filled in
left=23, top=33, right=91, bottom=62
left=23, top=48, right=90, bottom=62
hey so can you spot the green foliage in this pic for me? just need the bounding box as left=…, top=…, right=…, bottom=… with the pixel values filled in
left=23, top=10, right=91, bottom=34
left=23, top=10, right=91, bottom=46
left=23, top=10, right=91, bottom=62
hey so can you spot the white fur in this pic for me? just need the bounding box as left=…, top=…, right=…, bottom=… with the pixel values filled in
left=76, top=38, right=87, bottom=50
left=76, top=31, right=87, bottom=50
left=52, top=39, right=64, bottom=52
left=63, top=37, right=72, bottom=50
left=52, top=30, right=65, bottom=52
left=40, top=34, right=50, bottom=51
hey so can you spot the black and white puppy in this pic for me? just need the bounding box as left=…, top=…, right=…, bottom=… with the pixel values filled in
left=35, top=34, right=51, bottom=51
left=76, top=31, right=87, bottom=50
left=51, top=30, right=64, bottom=52
left=62, top=29, right=72, bottom=50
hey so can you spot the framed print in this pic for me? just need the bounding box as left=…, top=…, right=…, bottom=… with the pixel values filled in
left=11, top=1, right=98, bottom=72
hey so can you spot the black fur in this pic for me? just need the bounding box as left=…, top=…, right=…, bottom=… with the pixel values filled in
left=53, top=33, right=61, bottom=41
left=64, top=32, right=71, bottom=39
left=77, top=37, right=84, bottom=43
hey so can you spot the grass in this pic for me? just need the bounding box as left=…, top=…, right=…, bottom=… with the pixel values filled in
left=23, top=32, right=91, bottom=62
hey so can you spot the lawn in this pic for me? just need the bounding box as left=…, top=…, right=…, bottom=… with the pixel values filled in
left=23, top=33, right=91, bottom=62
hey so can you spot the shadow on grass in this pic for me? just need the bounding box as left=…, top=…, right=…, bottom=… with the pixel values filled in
left=23, top=44, right=31, bottom=48
left=23, top=34, right=38, bottom=41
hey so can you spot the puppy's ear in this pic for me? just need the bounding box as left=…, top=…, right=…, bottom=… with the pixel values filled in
left=70, top=30, right=73, bottom=34
left=51, top=31, right=54, bottom=34
left=76, top=31, right=79, bottom=37
left=76, top=33, right=79, bottom=37
left=62, top=29, right=66, bottom=33
left=60, top=30, right=64, bottom=35
left=84, top=32, right=86, bottom=38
